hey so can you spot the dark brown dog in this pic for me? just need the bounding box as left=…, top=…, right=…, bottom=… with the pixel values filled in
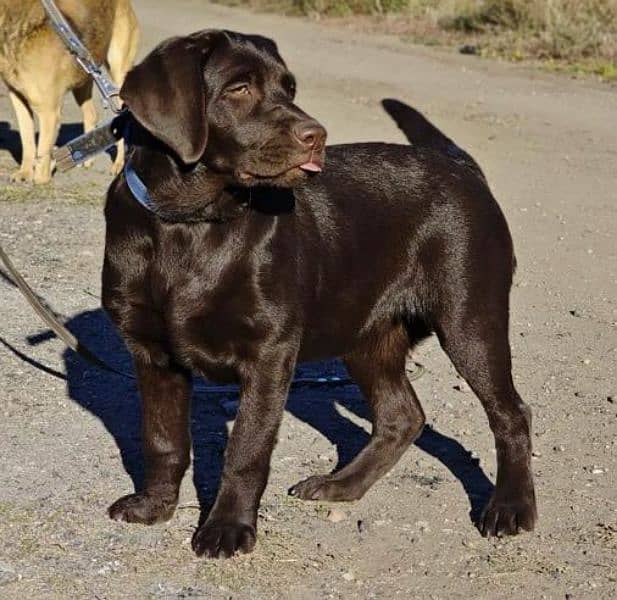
left=102, top=29, right=537, bottom=558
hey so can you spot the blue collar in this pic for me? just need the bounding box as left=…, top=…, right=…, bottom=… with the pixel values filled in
left=123, top=158, right=158, bottom=214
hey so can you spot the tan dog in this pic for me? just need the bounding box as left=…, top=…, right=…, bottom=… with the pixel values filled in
left=0, top=0, right=139, bottom=183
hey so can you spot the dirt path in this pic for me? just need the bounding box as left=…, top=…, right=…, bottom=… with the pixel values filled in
left=1, top=1, right=616, bottom=598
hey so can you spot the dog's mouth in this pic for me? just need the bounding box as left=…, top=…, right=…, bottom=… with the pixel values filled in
left=236, top=152, right=325, bottom=184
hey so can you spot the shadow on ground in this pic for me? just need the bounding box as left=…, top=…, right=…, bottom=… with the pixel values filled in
left=0, top=121, right=85, bottom=164
left=15, top=307, right=493, bottom=524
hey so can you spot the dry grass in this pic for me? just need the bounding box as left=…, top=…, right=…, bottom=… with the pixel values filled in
left=439, top=1, right=617, bottom=61
left=215, top=0, right=617, bottom=79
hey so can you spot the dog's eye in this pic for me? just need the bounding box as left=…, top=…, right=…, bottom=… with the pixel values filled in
left=227, top=83, right=250, bottom=96
left=282, top=75, right=296, bottom=99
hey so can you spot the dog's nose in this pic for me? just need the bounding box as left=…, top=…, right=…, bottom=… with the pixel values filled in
left=293, top=122, right=327, bottom=149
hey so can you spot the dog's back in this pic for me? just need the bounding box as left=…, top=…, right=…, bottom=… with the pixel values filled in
left=0, top=0, right=139, bottom=183
left=0, top=0, right=132, bottom=88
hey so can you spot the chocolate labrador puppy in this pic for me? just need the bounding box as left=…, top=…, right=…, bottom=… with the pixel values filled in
left=102, top=30, right=537, bottom=558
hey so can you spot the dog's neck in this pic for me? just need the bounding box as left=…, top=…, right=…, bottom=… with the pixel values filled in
left=126, top=127, right=249, bottom=224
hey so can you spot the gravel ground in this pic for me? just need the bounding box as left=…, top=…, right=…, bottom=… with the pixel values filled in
left=0, top=1, right=616, bottom=598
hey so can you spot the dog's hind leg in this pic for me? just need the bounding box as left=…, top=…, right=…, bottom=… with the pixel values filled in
left=290, top=326, right=426, bottom=501
left=107, top=0, right=140, bottom=175
left=9, top=90, right=36, bottom=182
left=435, top=292, right=537, bottom=537
left=72, top=81, right=97, bottom=168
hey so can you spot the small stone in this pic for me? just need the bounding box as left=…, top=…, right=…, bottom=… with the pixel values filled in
left=453, top=381, right=470, bottom=393
left=532, top=451, right=542, bottom=459
left=553, top=445, right=565, bottom=452
left=326, top=508, right=347, bottom=523
left=342, top=571, right=355, bottom=582
left=415, top=520, right=430, bottom=532
left=591, top=467, right=605, bottom=475
left=608, top=396, right=614, bottom=404
left=459, top=44, right=478, bottom=55
left=0, top=562, right=18, bottom=586
left=582, top=359, right=591, bottom=365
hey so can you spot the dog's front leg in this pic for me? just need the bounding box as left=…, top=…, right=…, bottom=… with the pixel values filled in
left=192, top=349, right=296, bottom=559
left=108, top=360, right=192, bottom=525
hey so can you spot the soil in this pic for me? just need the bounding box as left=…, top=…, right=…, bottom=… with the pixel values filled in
left=0, top=1, right=616, bottom=598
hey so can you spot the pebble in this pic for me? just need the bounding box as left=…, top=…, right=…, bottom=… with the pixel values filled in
left=327, top=508, right=347, bottom=523
left=453, top=381, right=470, bottom=393
left=415, top=520, right=430, bottom=532
left=591, top=467, right=606, bottom=475
left=459, top=44, right=479, bottom=55
left=0, top=562, right=18, bottom=586
left=342, top=571, right=355, bottom=582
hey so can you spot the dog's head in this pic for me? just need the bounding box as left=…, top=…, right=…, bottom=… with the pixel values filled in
left=121, top=30, right=327, bottom=187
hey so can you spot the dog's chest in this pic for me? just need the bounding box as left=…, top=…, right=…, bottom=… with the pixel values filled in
left=152, top=243, right=268, bottom=380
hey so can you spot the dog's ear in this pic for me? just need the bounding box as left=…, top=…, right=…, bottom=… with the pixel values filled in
left=120, top=32, right=218, bottom=164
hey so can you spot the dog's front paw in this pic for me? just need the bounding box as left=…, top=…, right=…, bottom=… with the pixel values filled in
left=9, top=167, right=34, bottom=183
left=108, top=492, right=177, bottom=525
left=480, top=491, right=537, bottom=537
left=192, top=520, right=256, bottom=559
left=289, top=474, right=364, bottom=502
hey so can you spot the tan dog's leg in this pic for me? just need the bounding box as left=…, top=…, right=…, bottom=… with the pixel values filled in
left=73, top=81, right=98, bottom=168
left=107, top=2, right=140, bottom=174
left=33, top=103, right=61, bottom=184
left=9, top=90, right=36, bottom=182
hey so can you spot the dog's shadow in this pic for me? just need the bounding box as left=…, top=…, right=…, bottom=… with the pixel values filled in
left=20, top=308, right=493, bottom=524
left=0, top=121, right=86, bottom=164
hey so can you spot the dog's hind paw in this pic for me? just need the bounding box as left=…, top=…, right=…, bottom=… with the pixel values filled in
left=108, top=492, right=177, bottom=525
left=289, top=474, right=364, bottom=502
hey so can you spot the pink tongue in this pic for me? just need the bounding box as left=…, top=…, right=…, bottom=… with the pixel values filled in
left=299, top=161, right=323, bottom=173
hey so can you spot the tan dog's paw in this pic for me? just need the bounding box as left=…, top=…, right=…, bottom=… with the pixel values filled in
left=9, top=167, right=34, bottom=183
left=33, top=160, right=53, bottom=184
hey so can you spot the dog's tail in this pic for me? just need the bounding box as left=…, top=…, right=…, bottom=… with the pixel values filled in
left=381, top=98, right=486, bottom=184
